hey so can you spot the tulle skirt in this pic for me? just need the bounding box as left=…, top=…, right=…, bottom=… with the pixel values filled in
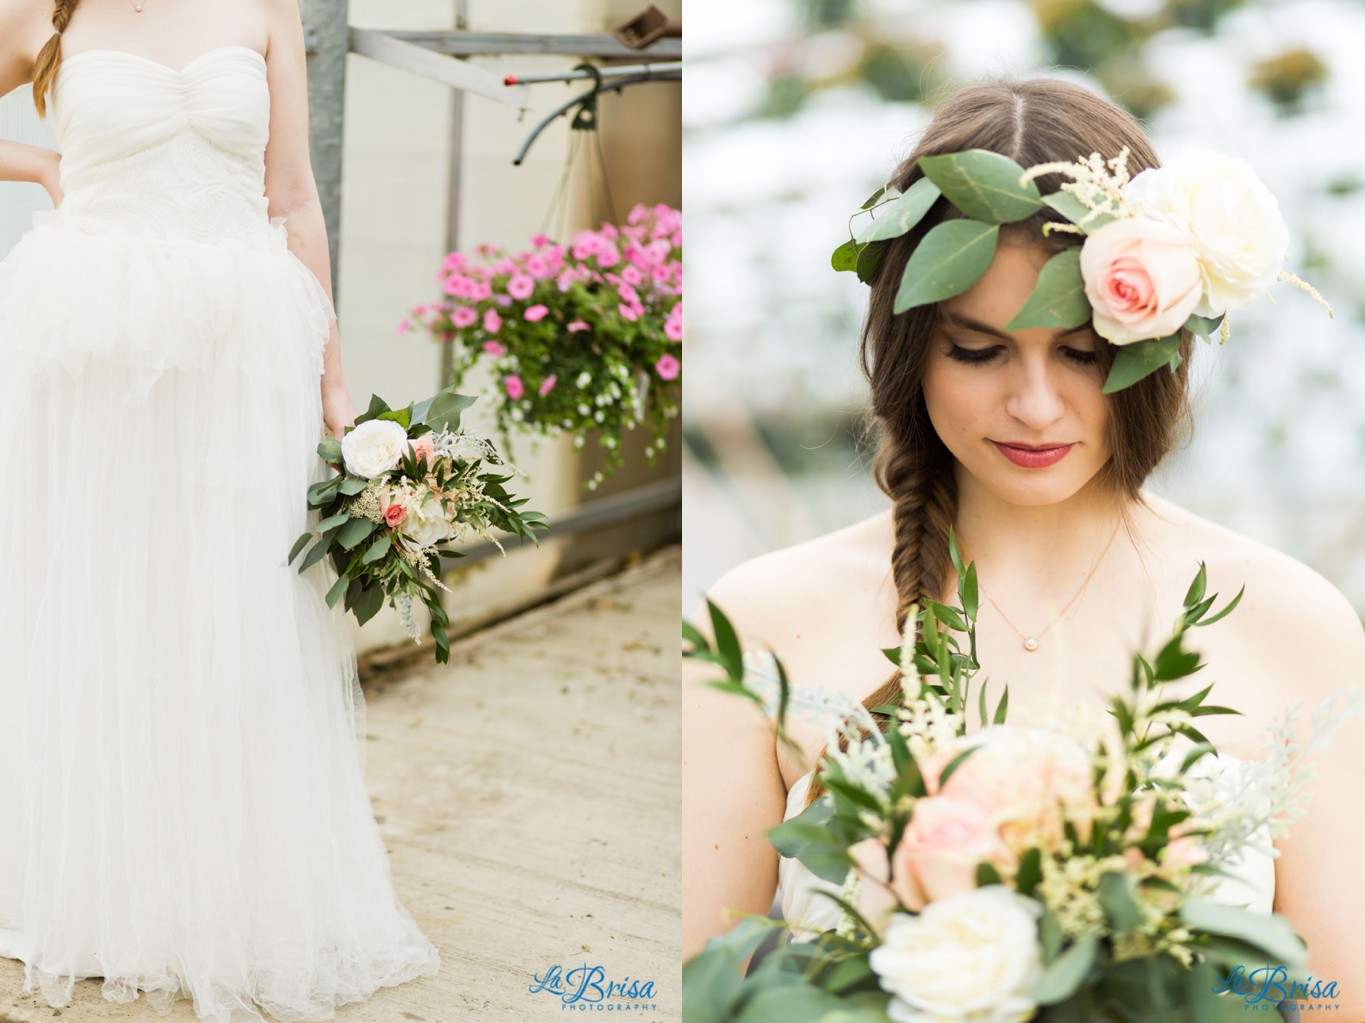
left=0, top=215, right=440, bottom=1021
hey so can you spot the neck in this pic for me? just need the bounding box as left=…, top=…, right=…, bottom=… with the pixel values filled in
left=951, top=468, right=1134, bottom=591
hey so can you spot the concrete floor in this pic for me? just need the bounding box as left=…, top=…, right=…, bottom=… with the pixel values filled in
left=0, top=548, right=682, bottom=1023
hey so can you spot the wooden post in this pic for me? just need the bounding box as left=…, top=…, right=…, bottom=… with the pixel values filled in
left=301, top=0, right=348, bottom=304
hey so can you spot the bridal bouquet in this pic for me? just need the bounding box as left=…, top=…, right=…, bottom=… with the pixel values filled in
left=289, top=386, right=548, bottom=663
left=834, top=148, right=1330, bottom=394
left=405, top=204, right=683, bottom=488
left=683, top=545, right=1352, bottom=1022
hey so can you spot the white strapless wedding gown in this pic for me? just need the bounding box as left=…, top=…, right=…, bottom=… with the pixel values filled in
left=0, top=46, right=439, bottom=1020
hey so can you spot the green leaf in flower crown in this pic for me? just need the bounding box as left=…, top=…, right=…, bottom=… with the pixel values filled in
left=831, top=238, right=861, bottom=272
left=1031, top=934, right=1098, bottom=1005
left=413, top=388, right=479, bottom=433
left=1006, top=248, right=1092, bottom=331
left=1101, top=334, right=1183, bottom=395
left=857, top=176, right=942, bottom=243
left=855, top=239, right=886, bottom=284
left=1043, top=192, right=1116, bottom=233
left=1185, top=312, right=1226, bottom=340
left=1181, top=899, right=1308, bottom=972
left=861, top=183, right=893, bottom=210
left=919, top=150, right=1042, bottom=224
left=894, top=220, right=1000, bottom=314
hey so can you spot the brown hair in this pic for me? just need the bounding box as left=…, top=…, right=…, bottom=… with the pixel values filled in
left=32, top=0, right=83, bottom=119
left=806, top=78, right=1193, bottom=804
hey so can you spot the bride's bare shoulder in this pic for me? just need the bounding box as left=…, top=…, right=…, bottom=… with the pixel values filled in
left=1141, top=492, right=1364, bottom=680
left=699, top=511, right=894, bottom=651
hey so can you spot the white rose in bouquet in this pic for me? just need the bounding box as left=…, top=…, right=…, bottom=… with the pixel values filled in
left=341, top=420, right=411, bottom=478
left=869, top=886, right=1043, bottom=1023
left=399, top=496, right=453, bottom=548
left=1125, top=151, right=1288, bottom=318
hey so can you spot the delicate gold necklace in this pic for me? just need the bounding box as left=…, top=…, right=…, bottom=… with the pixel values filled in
left=968, top=524, right=1122, bottom=653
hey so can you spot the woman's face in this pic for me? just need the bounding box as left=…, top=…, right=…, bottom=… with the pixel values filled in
left=921, top=241, right=1112, bottom=508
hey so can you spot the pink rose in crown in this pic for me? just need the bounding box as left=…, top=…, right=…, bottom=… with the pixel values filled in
left=1079, top=218, right=1202, bottom=346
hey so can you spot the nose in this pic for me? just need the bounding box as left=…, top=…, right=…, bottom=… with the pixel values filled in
left=1003, top=355, right=1066, bottom=431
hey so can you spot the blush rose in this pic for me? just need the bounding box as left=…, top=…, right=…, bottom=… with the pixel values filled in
left=1079, top=218, right=1202, bottom=345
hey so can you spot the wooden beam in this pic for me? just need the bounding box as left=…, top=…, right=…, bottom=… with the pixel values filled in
left=349, top=27, right=526, bottom=107
left=368, top=30, right=681, bottom=61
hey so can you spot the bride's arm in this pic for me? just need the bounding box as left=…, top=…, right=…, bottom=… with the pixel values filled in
left=259, top=0, right=355, bottom=440
left=682, top=566, right=789, bottom=963
left=1264, top=573, right=1365, bottom=1005
left=0, top=9, right=60, bottom=205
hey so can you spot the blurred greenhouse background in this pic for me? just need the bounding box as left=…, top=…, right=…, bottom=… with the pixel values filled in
left=683, top=0, right=1365, bottom=615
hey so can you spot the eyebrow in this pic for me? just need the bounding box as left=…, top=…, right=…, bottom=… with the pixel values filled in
left=941, top=313, right=1093, bottom=340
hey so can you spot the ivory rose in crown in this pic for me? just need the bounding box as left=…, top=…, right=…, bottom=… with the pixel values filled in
left=1079, top=218, right=1202, bottom=345
left=340, top=420, right=411, bottom=478
left=869, top=886, right=1043, bottom=1023
left=1125, top=151, right=1289, bottom=318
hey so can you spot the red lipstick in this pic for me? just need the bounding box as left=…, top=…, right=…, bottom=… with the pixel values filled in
left=992, top=442, right=1074, bottom=468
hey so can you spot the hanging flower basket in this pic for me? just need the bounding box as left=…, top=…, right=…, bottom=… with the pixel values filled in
left=405, top=203, right=682, bottom=489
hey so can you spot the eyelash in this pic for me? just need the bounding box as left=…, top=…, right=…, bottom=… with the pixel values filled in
left=946, top=344, right=1098, bottom=367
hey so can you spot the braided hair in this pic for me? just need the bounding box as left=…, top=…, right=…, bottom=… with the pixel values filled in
left=32, top=0, right=83, bottom=119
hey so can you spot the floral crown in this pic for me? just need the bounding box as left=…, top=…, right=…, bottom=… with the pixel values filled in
left=833, top=147, right=1330, bottom=393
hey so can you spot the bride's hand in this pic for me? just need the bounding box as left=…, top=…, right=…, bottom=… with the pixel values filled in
left=38, top=150, right=63, bottom=209
left=322, top=385, right=357, bottom=445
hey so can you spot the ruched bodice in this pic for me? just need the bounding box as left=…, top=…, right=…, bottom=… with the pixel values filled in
left=51, top=46, right=274, bottom=244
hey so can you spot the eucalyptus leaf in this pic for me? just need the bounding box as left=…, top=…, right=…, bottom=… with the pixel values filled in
left=316, top=438, right=343, bottom=463
left=1181, top=899, right=1308, bottom=969
left=1043, top=192, right=1116, bottom=233
left=919, top=150, right=1042, bottom=224
left=298, top=537, right=331, bottom=574
left=1031, top=934, right=1098, bottom=1005
left=856, top=240, right=887, bottom=284
left=314, top=512, right=350, bottom=533
left=1006, top=247, right=1091, bottom=331
left=1186, top=313, right=1225, bottom=339
left=288, top=532, right=312, bottom=565
left=1102, top=335, right=1183, bottom=395
left=1097, top=871, right=1143, bottom=931
left=338, top=476, right=370, bottom=496
left=337, top=517, right=378, bottom=551
left=894, top=220, right=1000, bottom=314
left=324, top=575, right=349, bottom=609
left=352, top=583, right=384, bottom=626
left=857, top=176, right=941, bottom=243
left=361, top=534, right=393, bottom=565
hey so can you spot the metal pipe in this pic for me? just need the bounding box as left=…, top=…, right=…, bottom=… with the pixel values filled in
left=504, top=60, right=682, bottom=86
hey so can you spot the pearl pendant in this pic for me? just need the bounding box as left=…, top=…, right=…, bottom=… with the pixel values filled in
left=134, top=2, right=144, bottom=9
left=1023, top=636, right=1039, bottom=652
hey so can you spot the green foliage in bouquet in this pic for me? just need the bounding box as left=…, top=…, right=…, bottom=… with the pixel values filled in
left=682, top=542, right=1311, bottom=1023
left=288, top=386, right=548, bottom=664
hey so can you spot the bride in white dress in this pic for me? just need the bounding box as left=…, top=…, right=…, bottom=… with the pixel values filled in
left=0, top=1, right=440, bottom=1019
left=682, top=77, right=1365, bottom=1008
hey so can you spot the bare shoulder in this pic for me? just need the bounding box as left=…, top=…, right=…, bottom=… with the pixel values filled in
left=0, top=0, right=51, bottom=89
left=1142, top=492, right=1364, bottom=690
left=700, top=511, right=895, bottom=653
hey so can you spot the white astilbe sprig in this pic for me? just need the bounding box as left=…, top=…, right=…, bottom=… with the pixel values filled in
left=1019, top=147, right=1136, bottom=232
left=1186, top=688, right=1365, bottom=863
left=741, top=650, right=866, bottom=730
left=893, top=694, right=961, bottom=761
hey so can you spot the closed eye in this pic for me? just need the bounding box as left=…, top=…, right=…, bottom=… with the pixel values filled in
left=1061, top=346, right=1098, bottom=366
left=946, top=344, right=1001, bottom=365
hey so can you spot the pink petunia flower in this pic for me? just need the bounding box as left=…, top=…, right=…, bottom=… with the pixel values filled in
left=483, top=340, right=505, bottom=357
left=525, top=254, right=551, bottom=279
left=531, top=233, right=550, bottom=249
left=483, top=309, right=502, bottom=334
left=567, top=320, right=590, bottom=333
left=538, top=374, right=557, bottom=397
left=524, top=304, right=549, bottom=322
left=655, top=353, right=680, bottom=380
left=619, top=303, right=640, bottom=322
left=505, top=375, right=525, bottom=400
left=665, top=304, right=683, bottom=341
left=451, top=306, right=478, bottom=329
left=507, top=274, right=535, bottom=301
left=397, top=316, right=413, bottom=335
